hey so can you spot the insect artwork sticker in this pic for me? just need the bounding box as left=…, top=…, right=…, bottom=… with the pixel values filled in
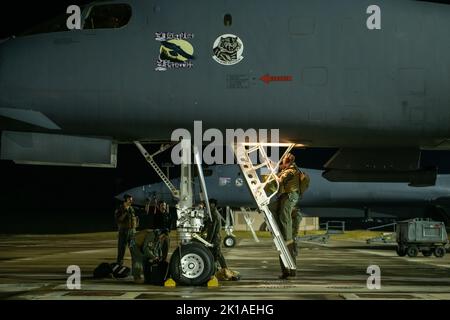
left=155, top=32, right=195, bottom=71
left=212, top=34, right=244, bottom=66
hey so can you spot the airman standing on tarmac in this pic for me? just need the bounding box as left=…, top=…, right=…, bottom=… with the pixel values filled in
left=115, top=194, right=138, bottom=266
left=154, top=201, right=171, bottom=231
left=204, top=199, right=239, bottom=281
left=275, top=153, right=300, bottom=279
left=291, top=207, right=303, bottom=257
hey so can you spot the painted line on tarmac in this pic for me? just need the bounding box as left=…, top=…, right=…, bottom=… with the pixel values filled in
left=298, top=241, right=331, bottom=247
left=3, top=248, right=112, bottom=262
left=71, top=249, right=110, bottom=255
left=340, top=293, right=360, bottom=300
left=352, top=249, right=393, bottom=257
left=352, top=249, right=450, bottom=269
left=0, top=283, right=48, bottom=293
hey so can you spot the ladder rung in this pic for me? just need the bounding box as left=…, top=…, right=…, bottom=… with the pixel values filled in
left=146, top=155, right=178, bottom=196
left=253, top=163, right=269, bottom=171
left=246, top=146, right=260, bottom=154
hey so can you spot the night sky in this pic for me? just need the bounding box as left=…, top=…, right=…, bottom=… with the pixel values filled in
left=1, top=1, right=450, bottom=233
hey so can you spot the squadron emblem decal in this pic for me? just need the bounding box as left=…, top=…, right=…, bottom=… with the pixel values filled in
left=155, top=32, right=195, bottom=71
left=212, top=34, right=244, bottom=66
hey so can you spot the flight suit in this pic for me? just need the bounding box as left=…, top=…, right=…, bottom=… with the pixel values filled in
left=205, top=208, right=227, bottom=269
left=276, top=164, right=300, bottom=278
left=204, top=207, right=240, bottom=281
left=277, top=164, right=300, bottom=242
left=154, top=209, right=171, bottom=231
left=291, top=208, right=303, bottom=257
left=115, top=205, right=138, bottom=266
left=129, top=229, right=169, bottom=283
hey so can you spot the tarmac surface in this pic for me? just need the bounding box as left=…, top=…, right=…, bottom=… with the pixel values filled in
left=0, top=232, right=449, bottom=300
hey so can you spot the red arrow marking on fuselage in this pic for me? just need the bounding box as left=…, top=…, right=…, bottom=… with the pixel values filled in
left=260, top=74, right=293, bottom=84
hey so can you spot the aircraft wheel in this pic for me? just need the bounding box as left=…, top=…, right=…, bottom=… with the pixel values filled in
left=396, top=246, right=406, bottom=257
left=406, top=246, right=418, bottom=257
left=434, top=247, right=446, bottom=258
left=422, top=250, right=433, bottom=257
left=169, top=242, right=215, bottom=286
left=224, top=235, right=236, bottom=248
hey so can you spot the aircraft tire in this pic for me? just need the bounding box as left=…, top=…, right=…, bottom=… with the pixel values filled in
left=422, top=250, right=433, bottom=257
left=406, top=246, right=418, bottom=257
left=169, top=242, right=215, bottom=286
left=224, top=235, right=236, bottom=248
left=396, top=246, right=406, bottom=257
left=434, top=247, right=446, bottom=258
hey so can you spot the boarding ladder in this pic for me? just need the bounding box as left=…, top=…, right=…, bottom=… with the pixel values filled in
left=134, top=142, right=180, bottom=199
left=233, top=143, right=296, bottom=271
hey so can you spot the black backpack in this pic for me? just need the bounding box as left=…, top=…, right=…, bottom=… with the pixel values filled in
left=93, top=262, right=113, bottom=279
left=110, top=263, right=131, bottom=279
left=143, top=260, right=168, bottom=286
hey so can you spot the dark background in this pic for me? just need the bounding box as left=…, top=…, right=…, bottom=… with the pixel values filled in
left=0, top=0, right=152, bottom=233
left=1, top=1, right=450, bottom=233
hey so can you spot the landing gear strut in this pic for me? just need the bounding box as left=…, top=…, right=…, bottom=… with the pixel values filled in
left=222, top=206, right=237, bottom=248
left=134, top=140, right=215, bottom=286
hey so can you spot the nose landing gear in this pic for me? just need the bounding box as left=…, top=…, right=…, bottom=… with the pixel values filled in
left=169, top=242, right=215, bottom=286
left=135, top=140, right=215, bottom=286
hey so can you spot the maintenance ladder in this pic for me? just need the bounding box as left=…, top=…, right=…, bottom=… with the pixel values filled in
left=233, top=143, right=296, bottom=271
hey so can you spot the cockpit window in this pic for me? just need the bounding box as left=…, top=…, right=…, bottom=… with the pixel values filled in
left=19, top=3, right=132, bottom=37
left=83, top=4, right=132, bottom=30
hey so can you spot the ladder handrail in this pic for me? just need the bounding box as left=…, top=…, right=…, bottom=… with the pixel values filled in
left=367, top=222, right=397, bottom=231
left=134, top=141, right=180, bottom=199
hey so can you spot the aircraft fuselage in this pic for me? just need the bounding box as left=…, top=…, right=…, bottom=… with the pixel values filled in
left=0, top=0, right=450, bottom=148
